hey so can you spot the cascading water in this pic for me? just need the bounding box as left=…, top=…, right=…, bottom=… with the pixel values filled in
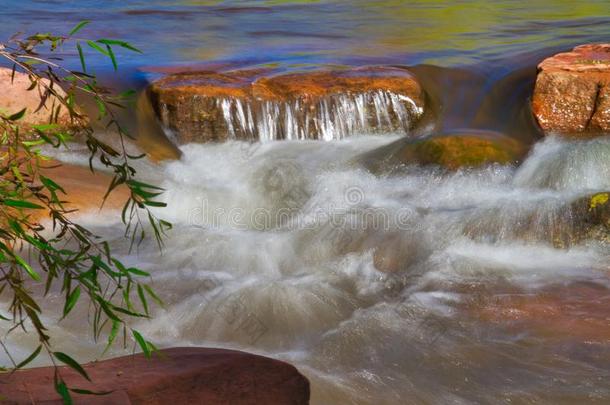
left=5, top=129, right=609, bottom=404
left=4, top=1, right=610, bottom=403
left=215, top=90, right=423, bottom=141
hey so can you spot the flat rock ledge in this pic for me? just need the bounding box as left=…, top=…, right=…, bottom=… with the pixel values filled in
left=147, top=66, right=425, bottom=143
left=532, top=44, right=610, bottom=136
left=0, top=347, right=310, bottom=405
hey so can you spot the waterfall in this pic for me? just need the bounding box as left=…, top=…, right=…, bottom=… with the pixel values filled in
left=216, top=89, right=423, bottom=141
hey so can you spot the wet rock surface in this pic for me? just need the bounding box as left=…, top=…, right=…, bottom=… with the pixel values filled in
left=0, top=347, right=310, bottom=404
left=360, top=130, right=526, bottom=172
left=466, top=283, right=610, bottom=343
left=148, top=66, right=425, bottom=143
left=565, top=191, right=610, bottom=245
left=532, top=44, right=610, bottom=136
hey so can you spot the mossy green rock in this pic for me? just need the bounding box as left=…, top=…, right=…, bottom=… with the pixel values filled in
left=566, top=192, right=610, bottom=244
left=360, top=130, right=527, bottom=173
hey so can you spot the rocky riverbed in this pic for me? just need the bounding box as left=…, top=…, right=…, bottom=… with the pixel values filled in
left=1, top=39, right=610, bottom=404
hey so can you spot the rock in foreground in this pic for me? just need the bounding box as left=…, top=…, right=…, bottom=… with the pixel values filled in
left=0, top=347, right=310, bottom=404
left=532, top=44, right=610, bottom=136
left=148, top=66, right=425, bottom=143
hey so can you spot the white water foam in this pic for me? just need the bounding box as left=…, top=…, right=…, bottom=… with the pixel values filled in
left=4, top=135, right=610, bottom=404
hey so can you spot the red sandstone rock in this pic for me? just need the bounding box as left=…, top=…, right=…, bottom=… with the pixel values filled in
left=532, top=44, right=610, bottom=136
left=0, top=347, right=310, bottom=404
left=0, top=67, right=73, bottom=131
left=470, top=284, right=610, bottom=343
left=148, top=66, right=425, bottom=143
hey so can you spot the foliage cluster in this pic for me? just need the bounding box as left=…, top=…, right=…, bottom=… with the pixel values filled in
left=0, top=21, right=166, bottom=402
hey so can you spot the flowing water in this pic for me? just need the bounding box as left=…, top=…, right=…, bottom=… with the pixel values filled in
left=215, top=89, right=422, bottom=141
left=2, top=1, right=610, bottom=404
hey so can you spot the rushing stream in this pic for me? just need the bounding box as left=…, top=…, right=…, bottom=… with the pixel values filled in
left=2, top=1, right=610, bottom=404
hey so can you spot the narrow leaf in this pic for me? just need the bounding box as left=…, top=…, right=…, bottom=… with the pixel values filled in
left=76, top=42, right=86, bottom=73
left=137, top=284, right=149, bottom=316
left=53, top=352, right=90, bottom=381
left=86, top=40, right=109, bottom=56
left=15, top=345, right=42, bottom=369
left=63, top=286, right=81, bottom=317
left=55, top=378, right=72, bottom=405
left=132, top=330, right=150, bottom=358
left=8, top=108, right=27, bottom=121
left=69, top=20, right=91, bottom=36
left=14, top=254, right=41, bottom=281
left=3, top=199, right=44, bottom=209
left=106, top=45, right=117, bottom=71
left=96, top=39, right=142, bottom=53
left=103, top=320, right=120, bottom=355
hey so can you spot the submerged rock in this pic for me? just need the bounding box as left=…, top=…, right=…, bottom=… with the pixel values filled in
left=0, top=67, right=75, bottom=133
left=360, top=130, right=526, bottom=173
left=458, top=191, right=610, bottom=248
left=532, top=44, right=610, bottom=136
left=566, top=191, right=610, bottom=245
left=467, top=283, right=610, bottom=343
left=0, top=347, right=310, bottom=404
left=147, top=66, right=425, bottom=143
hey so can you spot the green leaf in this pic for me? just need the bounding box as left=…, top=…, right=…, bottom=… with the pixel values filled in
left=112, top=306, right=147, bottom=318
left=32, top=123, right=60, bottom=132
left=15, top=345, right=42, bottom=369
left=132, top=329, right=150, bottom=358
left=53, top=352, right=90, bottom=381
left=14, top=254, right=41, bottom=281
left=103, top=320, right=120, bottom=355
left=24, top=235, right=53, bottom=252
left=3, top=199, right=44, bottom=209
left=127, top=267, right=150, bottom=277
left=69, top=20, right=91, bottom=36
left=86, top=40, right=109, bottom=56
left=131, top=187, right=163, bottom=199
left=55, top=378, right=72, bottom=405
left=63, top=286, right=81, bottom=317
left=97, top=297, right=120, bottom=322
left=8, top=108, right=27, bottom=121
left=96, top=39, right=142, bottom=53
left=106, top=45, right=118, bottom=71
left=137, top=284, right=149, bottom=316
left=76, top=42, right=86, bottom=73
left=143, top=201, right=167, bottom=208
left=143, top=285, right=164, bottom=307
left=40, top=175, right=66, bottom=193
left=126, top=180, right=164, bottom=191
left=21, top=139, right=46, bottom=147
